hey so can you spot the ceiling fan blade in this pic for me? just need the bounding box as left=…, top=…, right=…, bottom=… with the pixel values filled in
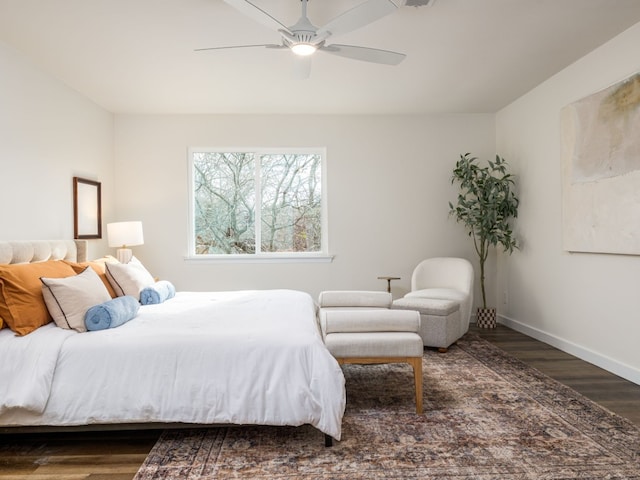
left=316, top=0, right=399, bottom=38
left=293, top=56, right=312, bottom=80
left=223, top=0, right=292, bottom=35
left=194, top=44, right=285, bottom=53
left=320, top=44, right=406, bottom=65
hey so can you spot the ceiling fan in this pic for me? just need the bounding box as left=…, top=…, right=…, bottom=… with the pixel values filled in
left=196, top=0, right=407, bottom=78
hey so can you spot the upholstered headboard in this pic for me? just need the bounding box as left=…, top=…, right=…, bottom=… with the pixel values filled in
left=0, top=240, right=88, bottom=265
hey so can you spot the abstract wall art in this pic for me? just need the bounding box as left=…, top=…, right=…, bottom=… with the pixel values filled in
left=561, top=71, right=640, bottom=254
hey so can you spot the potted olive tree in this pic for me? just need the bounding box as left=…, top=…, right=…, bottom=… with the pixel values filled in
left=449, top=153, right=519, bottom=328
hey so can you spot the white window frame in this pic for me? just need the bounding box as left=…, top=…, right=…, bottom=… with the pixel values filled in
left=186, top=147, right=332, bottom=263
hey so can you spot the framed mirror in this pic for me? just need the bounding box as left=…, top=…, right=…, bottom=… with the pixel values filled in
left=73, top=177, right=102, bottom=239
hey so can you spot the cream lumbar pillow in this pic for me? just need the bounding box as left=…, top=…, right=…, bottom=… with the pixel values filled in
left=41, top=266, right=113, bottom=332
left=105, top=257, right=155, bottom=300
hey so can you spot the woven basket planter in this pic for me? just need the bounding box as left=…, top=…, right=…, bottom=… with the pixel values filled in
left=476, top=307, right=497, bottom=329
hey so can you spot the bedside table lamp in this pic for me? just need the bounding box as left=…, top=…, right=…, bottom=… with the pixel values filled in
left=107, top=221, right=144, bottom=264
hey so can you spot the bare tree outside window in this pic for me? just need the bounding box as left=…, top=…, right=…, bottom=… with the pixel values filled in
left=193, top=152, right=256, bottom=254
left=192, top=149, right=324, bottom=256
left=261, top=153, right=322, bottom=253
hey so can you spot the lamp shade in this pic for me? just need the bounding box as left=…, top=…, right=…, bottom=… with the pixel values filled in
left=107, top=221, right=144, bottom=248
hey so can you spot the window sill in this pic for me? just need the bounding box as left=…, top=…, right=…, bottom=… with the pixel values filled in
left=184, top=254, right=334, bottom=264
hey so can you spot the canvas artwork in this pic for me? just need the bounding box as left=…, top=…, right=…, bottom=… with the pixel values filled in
left=561, top=71, right=640, bottom=255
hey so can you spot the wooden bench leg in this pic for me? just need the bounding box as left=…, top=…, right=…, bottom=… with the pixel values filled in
left=337, top=356, right=424, bottom=414
left=409, top=357, right=423, bottom=414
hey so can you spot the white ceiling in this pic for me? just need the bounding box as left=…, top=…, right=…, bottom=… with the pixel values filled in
left=1, top=0, right=640, bottom=115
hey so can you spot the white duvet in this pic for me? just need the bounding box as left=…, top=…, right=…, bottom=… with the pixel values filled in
left=0, top=290, right=346, bottom=439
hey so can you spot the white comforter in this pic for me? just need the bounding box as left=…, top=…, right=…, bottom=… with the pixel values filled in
left=0, top=290, right=346, bottom=439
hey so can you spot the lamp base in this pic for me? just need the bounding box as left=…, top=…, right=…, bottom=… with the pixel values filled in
left=116, top=248, right=133, bottom=264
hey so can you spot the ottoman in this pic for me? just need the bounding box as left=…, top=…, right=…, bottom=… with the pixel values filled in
left=318, top=290, right=424, bottom=414
left=392, top=297, right=461, bottom=352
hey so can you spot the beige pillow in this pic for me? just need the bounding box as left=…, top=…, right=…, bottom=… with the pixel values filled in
left=63, top=260, right=118, bottom=298
left=105, top=259, right=155, bottom=300
left=41, top=266, right=112, bottom=332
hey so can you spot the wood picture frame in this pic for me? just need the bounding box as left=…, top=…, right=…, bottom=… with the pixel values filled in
left=73, top=177, right=102, bottom=239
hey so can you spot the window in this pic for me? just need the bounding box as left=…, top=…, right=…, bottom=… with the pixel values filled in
left=189, top=148, right=329, bottom=261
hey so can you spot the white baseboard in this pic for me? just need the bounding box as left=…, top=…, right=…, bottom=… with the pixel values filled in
left=495, top=314, right=640, bottom=386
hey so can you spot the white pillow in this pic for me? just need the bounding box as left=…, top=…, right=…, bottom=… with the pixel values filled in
left=41, top=266, right=112, bottom=332
left=105, top=258, right=155, bottom=300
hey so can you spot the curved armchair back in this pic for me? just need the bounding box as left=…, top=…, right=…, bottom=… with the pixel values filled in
left=410, top=257, right=474, bottom=328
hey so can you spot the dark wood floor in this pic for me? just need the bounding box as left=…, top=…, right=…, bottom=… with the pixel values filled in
left=470, top=324, right=640, bottom=426
left=1, top=324, right=639, bottom=479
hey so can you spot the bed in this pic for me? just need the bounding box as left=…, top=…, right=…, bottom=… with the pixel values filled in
left=0, top=240, right=345, bottom=442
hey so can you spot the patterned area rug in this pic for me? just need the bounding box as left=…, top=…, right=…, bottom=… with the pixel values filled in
left=134, top=335, right=640, bottom=479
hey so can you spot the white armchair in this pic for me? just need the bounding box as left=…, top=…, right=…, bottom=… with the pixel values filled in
left=405, top=257, right=474, bottom=334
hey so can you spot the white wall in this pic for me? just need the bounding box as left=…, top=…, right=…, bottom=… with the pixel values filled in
left=496, top=22, right=640, bottom=383
left=114, top=114, right=495, bottom=301
left=0, top=40, right=115, bottom=259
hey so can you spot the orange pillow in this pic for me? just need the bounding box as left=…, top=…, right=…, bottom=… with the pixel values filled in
left=64, top=261, right=118, bottom=299
left=0, top=260, right=77, bottom=336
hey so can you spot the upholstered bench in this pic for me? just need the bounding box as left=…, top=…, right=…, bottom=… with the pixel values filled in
left=318, top=291, right=424, bottom=414
left=392, top=297, right=461, bottom=352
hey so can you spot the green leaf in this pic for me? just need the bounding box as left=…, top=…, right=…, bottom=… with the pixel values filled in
left=448, top=152, right=519, bottom=307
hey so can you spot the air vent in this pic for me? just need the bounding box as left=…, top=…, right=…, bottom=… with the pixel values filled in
left=405, top=0, right=436, bottom=6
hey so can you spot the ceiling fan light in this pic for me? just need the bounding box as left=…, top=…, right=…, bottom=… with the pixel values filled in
left=291, top=43, right=316, bottom=56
